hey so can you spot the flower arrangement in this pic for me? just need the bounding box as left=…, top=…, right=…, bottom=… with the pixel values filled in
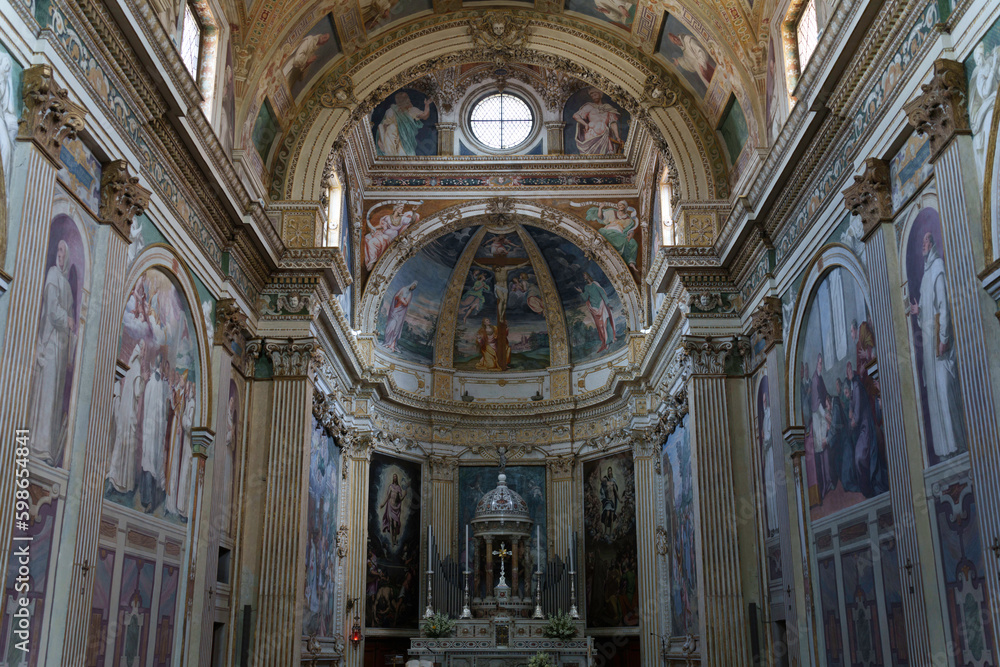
left=542, top=610, right=578, bottom=640
left=528, top=652, right=554, bottom=667
left=421, top=611, right=457, bottom=638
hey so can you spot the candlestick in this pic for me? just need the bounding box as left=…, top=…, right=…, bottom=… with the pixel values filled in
left=536, top=525, right=541, bottom=573
left=465, top=524, right=470, bottom=573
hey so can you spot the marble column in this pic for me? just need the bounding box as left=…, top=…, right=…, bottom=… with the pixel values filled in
left=181, top=428, right=215, bottom=662
left=0, top=65, right=85, bottom=585
left=679, top=335, right=751, bottom=666
left=437, top=122, right=456, bottom=155
left=748, top=298, right=810, bottom=667
left=251, top=339, right=321, bottom=666
left=842, top=158, right=940, bottom=661
left=57, top=159, right=150, bottom=665
left=341, top=432, right=373, bottom=667
left=904, top=59, right=1000, bottom=640
left=632, top=432, right=662, bottom=667
left=783, top=427, right=819, bottom=665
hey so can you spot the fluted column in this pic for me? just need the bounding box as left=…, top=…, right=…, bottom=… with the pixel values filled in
left=56, top=159, right=150, bottom=665
left=680, top=335, right=751, bottom=666
left=341, top=432, right=373, bottom=667
left=428, top=455, right=458, bottom=556
left=842, top=158, right=940, bottom=661
left=783, top=427, right=819, bottom=665
left=632, top=433, right=662, bottom=667
left=251, top=339, right=321, bottom=667
left=905, top=59, right=1000, bottom=640
left=0, top=65, right=86, bottom=588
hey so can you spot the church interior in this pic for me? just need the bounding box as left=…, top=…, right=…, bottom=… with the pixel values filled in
left=2, top=0, right=1000, bottom=662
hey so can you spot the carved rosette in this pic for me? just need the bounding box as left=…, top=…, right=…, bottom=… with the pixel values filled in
left=749, top=296, right=783, bottom=352
left=679, top=336, right=739, bottom=377
left=17, top=65, right=87, bottom=165
left=99, top=160, right=151, bottom=240
left=319, top=75, right=356, bottom=109
left=214, top=299, right=249, bottom=349
left=265, top=339, right=322, bottom=378
left=467, top=12, right=531, bottom=66
left=842, top=158, right=891, bottom=240
left=903, top=59, right=971, bottom=160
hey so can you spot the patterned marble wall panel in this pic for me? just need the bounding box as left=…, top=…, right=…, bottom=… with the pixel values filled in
left=932, top=476, right=998, bottom=665
left=304, top=415, right=341, bottom=638
left=879, top=537, right=909, bottom=665
left=112, top=555, right=155, bottom=666
left=85, top=546, right=117, bottom=665
left=366, top=452, right=421, bottom=629
left=840, top=546, right=882, bottom=665
left=817, top=554, right=844, bottom=666
left=152, top=563, right=180, bottom=666
left=583, top=450, right=638, bottom=629
left=0, top=488, right=57, bottom=664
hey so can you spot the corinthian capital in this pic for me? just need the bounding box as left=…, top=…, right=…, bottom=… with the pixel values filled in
left=903, top=59, right=970, bottom=160
left=265, top=339, right=322, bottom=377
left=842, top=158, right=891, bottom=240
left=214, top=299, right=249, bottom=349
left=18, top=65, right=86, bottom=165
left=679, top=335, right=738, bottom=376
left=749, top=297, right=783, bottom=352
left=100, top=160, right=151, bottom=240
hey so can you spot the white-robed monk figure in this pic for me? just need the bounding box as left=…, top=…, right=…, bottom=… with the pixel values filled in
left=108, top=340, right=145, bottom=492
left=571, top=88, right=623, bottom=155
left=29, top=239, right=76, bottom=465
left=909, top=232, right=968, bottom=456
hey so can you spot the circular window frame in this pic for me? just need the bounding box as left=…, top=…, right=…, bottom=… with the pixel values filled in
left=461, top=85, right=542, bottom=155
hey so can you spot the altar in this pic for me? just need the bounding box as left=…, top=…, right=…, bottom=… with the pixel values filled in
left=411, top=470, right=592, bottom=667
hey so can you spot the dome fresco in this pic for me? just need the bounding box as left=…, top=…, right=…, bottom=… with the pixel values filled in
left=375, top=224, right=627, bottom=369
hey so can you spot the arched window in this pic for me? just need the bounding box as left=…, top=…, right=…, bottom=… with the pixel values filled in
left=177, top=0, right=220, bottom=114
left=325, top=173, right=344, bottom=248
left=782, top=0, right=820, bottom=99
left=659, top=171, right=675, bottom=246
left=796, top=0, right=819, bottom=70
left=180, top=4, right=202, bottom=79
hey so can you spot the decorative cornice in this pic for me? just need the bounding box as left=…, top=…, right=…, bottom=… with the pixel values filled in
left=265, top=339, right=322, bottom=377
left=748, top=296, right=783, bottom=352
left=842, top=157, right=891, bottom=240
left=903, top=59, right=970, bottom=161
left=190, top=427, right=215, bottom=458
left=99, top=160, right=151, bottom=240
left=545, top=453, right=576, bottom=477
left=17, top=65, right=86, bottom=166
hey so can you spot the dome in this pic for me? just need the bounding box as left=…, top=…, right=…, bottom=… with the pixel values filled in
left=375, top=223, right=630, bottom=371
left=471, top=472, right=533, bottom=535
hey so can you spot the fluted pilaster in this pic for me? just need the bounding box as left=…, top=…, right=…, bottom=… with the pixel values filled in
left=680, top=335, right=751, bottom=666
left=251, top=339, right=321, bottom=666
left=342, top=434, right=373, bottom=667
left=428, top=455, right=458, bottom=555
left=546, top=454, right=576, bottom=563
left=632, top=434, right=662, bottom=667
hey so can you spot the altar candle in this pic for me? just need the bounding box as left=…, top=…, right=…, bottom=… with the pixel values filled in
left=428, top=525, right=433, bottom=567
left=465, top=524, right=470, bottom=573
left=536, top=525, right=541, bottom=573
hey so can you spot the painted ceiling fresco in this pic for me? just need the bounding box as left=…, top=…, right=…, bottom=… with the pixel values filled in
left=375, top=224, right=627, bottom=369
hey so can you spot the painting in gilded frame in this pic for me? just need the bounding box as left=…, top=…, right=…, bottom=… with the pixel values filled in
left=583, top=450, right=638, bottom=628
left=366, top=452, right=421, bottom=628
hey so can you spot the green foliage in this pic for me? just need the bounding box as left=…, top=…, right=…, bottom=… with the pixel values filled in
left=528, top=652, right=554, bottom=667
left=542, top=610, right=578, bottom=640
left=421, top=611, right=456, bottom=638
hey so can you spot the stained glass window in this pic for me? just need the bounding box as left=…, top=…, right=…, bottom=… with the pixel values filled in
left=469, top=93, right=534, bottom=151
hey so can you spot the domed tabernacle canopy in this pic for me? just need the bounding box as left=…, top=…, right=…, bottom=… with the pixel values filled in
left=471, top=472, right=533, bottom=537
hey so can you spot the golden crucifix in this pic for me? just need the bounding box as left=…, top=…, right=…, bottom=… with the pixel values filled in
left=492, top=542, right=512, bottom=586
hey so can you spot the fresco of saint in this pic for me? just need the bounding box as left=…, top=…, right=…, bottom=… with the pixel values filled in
left=365, top=202, right=421, bottom=271
left=571, top=88, right=623, bottom=155
left=576, top=272, right=616, bottom=353
left=376, top=92, right=432, bottom=156
left=587, top=201, right=639, bottom=270
left=383, top=281, right=416, bottom=351
left=475, top=317, right=504, bottom=371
